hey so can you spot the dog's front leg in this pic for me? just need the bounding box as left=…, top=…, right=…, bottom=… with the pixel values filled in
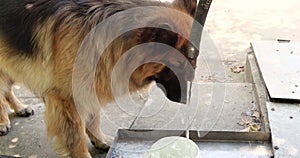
left=44, top=92, right=91, bottom=158
left=86, top=112, right=113, bottom=151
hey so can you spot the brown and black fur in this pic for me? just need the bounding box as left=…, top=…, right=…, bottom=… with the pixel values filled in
left=0, top=0, right=197, bottom=157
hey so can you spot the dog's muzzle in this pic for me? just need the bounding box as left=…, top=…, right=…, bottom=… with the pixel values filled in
left=154, top=62, right=195, bottom=104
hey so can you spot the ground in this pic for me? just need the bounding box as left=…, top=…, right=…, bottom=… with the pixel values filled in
left=1, top=0, right=300, bottom=157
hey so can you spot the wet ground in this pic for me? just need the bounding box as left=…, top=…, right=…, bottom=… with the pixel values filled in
left=1, top=0, right=300, bottom=157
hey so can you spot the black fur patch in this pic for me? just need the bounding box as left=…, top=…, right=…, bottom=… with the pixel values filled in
left=0, top=0, right=187, bottom=56
left=0, top=0, right=60, bottom=55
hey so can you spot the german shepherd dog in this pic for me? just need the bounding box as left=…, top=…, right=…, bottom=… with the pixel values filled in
left=0, top=0, right=198, bottom=157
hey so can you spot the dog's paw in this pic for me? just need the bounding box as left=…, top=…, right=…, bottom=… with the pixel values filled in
left=91, top=141, right=110, bottom=151
left=16, top=107, right=34, bottom=117
left=91, top=135, right=113, bottom=152
left=0, top=123, right=11, bottom=136
left=91, top=140, right=110, bottom=152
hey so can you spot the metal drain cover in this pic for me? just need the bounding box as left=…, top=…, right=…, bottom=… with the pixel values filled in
left=251, top=41, right=300, bottom=101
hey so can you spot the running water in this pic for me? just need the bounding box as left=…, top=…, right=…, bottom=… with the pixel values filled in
left=197, top=130, right=201, bottom=138
left=186, top=82, right=193, bottom=140
left=186, top=129, right=190, bottom=139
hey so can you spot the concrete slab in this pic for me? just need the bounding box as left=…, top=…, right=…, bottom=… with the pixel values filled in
left=246, top=51, right=270, bottom=132
left=99, top=92, right=147, bottom=138
left=0, top=82, right=261, bottom=157
left=131, top=83, right=260, bottom=132
left=203, top=0, right=300, bottom=83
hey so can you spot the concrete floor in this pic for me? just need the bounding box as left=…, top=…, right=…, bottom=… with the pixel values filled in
left=1, top=0, right=300, bottom=157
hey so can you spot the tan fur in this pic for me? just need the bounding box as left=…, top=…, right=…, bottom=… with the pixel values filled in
left=0, top=34, right=53, bottom=94
left=44, top=91, right=90, bottom=157
left=0, top=2, right=194, bottom=157
left=0, top=96, right=10, bottom=136
left=0, top=72, right=13, bottom=136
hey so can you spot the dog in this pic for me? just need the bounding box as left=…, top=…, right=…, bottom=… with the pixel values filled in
left=0, top=0, right=198, bottom=157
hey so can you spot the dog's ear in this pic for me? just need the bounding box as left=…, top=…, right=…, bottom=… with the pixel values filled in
left=139, top=24, right=178, bottom=47
left=154, top=24, right=178, bottom=47
left=173, top=0, right=197, bottom=16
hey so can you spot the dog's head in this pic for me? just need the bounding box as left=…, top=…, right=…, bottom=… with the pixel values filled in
left=129, top=1, right=198, bottom=104
left=133, top=28, right=198, bottom=103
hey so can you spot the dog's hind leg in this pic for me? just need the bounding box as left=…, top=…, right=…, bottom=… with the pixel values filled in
left=0, top=95, right=10, bottom=136
left=0, top=70, right=34, bottom=135
left=44, top=92, right=91, bottom=158
left=5, top=88, right=34, bottom=117
left=0, top=71, right=12, bottom=136
left=86, top=113, right=113, bottom=151
left=0, top=70, right=34, bottom=118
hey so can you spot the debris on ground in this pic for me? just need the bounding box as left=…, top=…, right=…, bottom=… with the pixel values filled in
left=224, top=100, right=230, bottom=103
left=251, top=111, right=260, bottom=118
left=231, top=65, right=245, bottom=73
left=238, top=110, right=262, bottom=132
